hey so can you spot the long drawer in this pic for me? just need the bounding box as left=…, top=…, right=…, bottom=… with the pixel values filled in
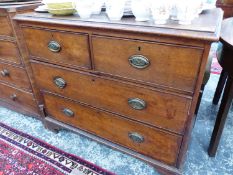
left=31, top=62, right=191, bottom=134
left=43, top=92, right=182, bottom=166
left=92, top=35, right=204, bottom=93
left=22, top=27, right=91, bottom=69
left=0, top=82, right=38, bottom=114
left=0, top=62, right=31, bottom=90
left=0, top=40, right=21, bottom=64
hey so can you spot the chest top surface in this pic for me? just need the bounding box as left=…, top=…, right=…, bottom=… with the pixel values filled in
left=14, top=8, right=223, bottom=42
left=0, top=1, right=40, bottom=13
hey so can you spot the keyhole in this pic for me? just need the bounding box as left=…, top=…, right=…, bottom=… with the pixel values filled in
left=138, top=46, right=141, bottom=51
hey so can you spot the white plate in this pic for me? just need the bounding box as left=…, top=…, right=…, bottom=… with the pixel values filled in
left=35, top=5, right=48, bottom=13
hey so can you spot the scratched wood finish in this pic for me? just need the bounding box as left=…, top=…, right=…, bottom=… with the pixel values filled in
left=31, top=61, right=191, bottom=134
left=0, top=40, right=21, bottom=64
left=44, top=92, right=182, bottom=166
left=92, top=35, right=203, bottom=93
left=22, top=27, right=91, bottom=69
left=0, top=82, right=38, bottom=114
left=0, top=62, right=32, bottom=90
left=13, top=8, right=223, bottom=175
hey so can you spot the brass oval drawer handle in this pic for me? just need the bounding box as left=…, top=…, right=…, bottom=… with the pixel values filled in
left=128, top=132, right=144, bottom=143
left=62, top=108, right=74, bottom=117
left=10, top=94, right=17, bottom=101
left=129, top=55, right=150, bottom=69
left=1, top=69, right=10, bottom=77
left=48, top=41, right=61, bottom=53
left=53, top=77, right=67, bottom=89
left=128, top=98, right=147, bottom=110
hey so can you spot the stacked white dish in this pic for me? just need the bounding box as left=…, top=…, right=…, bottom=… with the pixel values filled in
left=37, top=0, right=217, bottom=25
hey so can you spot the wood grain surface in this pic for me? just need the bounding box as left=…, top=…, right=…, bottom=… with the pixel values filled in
left=31, top=61, right=191, bottom=134
left=0, top=40, right=21, bottom=64
left=0, top=61, right=32, bottom=90
left=22, top=27, right=91, bottom=69
left=0, top=82, right=38, bottom=114
left=92, top=35, right=203, bottom=93
left=44, top=92, right=182, bottom=166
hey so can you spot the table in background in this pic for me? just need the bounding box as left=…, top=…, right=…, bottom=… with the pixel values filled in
left=209, top=17, right=233, bottom=157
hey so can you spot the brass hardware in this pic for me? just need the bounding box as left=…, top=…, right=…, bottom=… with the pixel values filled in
left=128, top=132, right=144, bottom=143
left=128, top=98, right=146, bottom=110
left=10, top=94, right=17, bottom=101
left=48, top=41, right=61, bottom=53
left=53, top=77, right=66, bottom=89
left=63, top=108, right=74, bottom=117
left=129, top=55, right=150, bottom=69
left=1, top=69, right=10, bottom=77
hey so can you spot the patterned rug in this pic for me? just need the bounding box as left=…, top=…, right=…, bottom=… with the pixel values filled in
left=210, top=42, right=222, bottom=75
left=211, top=57, right=222, bottom=75
left=0, top=122, right=114, bottom=175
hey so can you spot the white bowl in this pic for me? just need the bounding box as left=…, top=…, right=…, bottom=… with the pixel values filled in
left=131, top=0, right=151, bottom=21
left=76, top=0, right=93, bottom=19
left=92, top=0, right=105, bottom=15
left=151, top=1, right=170, bottom=25
left=78, top=9, right=92, bottom=19
left=106, top=0, right=126, bottom=21
left=176, top=0, right=197, bottom=25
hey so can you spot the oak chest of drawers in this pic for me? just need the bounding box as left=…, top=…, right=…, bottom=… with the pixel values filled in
left=0, top=3, right=40, bottom=117
left=14, top=9, right=223, bottom=174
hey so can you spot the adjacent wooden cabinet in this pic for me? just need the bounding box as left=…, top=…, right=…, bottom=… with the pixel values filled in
left=0, top=3, right=40, bottom=117
left=12, top=9, right=223, bottom=175
left=217, top=0, right=233, bottom=17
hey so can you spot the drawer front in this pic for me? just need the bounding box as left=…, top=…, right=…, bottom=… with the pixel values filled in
left=92, top=36, right=203, bottom=93
left=0, top=82, right=38, bottom=113
left=0, top=40, right=21, bottom=64
left=22, top=27, right=91, bottom=69
left=32, top=62, right=191, bottom=134
left=0, top=63, right=31, bottom=90
left=0, top=15, right=13, bottom=37
left=44, top=93, right=182, bottom=166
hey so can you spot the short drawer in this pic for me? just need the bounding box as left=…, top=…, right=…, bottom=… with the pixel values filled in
left=0, top=82, right=38, bottom=114
left=0, top=40, right=21, bottom=64
left=32, top=62, right=191, bottom=134
left=44, top=93, right=182, bottom=166
left=92, top=36, right=204, bottom=93
left=0, top=15, right=13, bottom=37
left=0, top=62, right=31, bottom=90
left=22, top=27, right=91, bottom=69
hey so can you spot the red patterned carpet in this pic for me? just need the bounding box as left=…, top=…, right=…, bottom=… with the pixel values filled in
left=0, top=122, right=114, bottom=175
left=211, top=56, right=222, bottom=75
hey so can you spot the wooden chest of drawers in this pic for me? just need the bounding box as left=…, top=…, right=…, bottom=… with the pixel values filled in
left=14, top=9, right=223, bottom=174
left=0, top=4, right=40, bottom=117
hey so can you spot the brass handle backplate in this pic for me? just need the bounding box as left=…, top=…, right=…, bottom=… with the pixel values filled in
left=128, top=98, right=147, bottom=110
left=128, top=132, right=144, bottom=143
left=10, top=94, right=17, bottom=101
left=1, top=69, right=10, bottom=77
left=48, top=41, right=61, bottom=53
left=53, top=77, right=66, bottom=89
left=129, top=55, right=150, bottom=69
left=63, top=108, right=74, bottom=117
